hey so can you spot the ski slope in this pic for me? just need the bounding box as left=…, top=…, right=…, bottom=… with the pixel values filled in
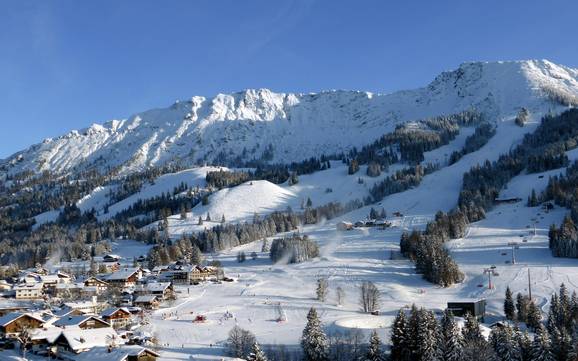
left=133, top=120, right=578, bottom=360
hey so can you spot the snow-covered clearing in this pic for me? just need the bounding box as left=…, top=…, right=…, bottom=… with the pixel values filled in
left=136, top=135, right=578, bottom=360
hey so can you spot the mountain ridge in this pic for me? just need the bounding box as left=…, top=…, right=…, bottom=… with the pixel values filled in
left=4, top=59, right=578, bottom=176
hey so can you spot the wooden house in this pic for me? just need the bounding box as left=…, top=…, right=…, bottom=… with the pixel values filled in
left=122, top=347, right=161, bottom=361
left=101, top=308, right=132, bottom=329
left=106, top=268, right=142, bottom=288
left=134, top=282, right=173, bottom=300
left=133, top=295, right=160, bottom=310
left=84, top=277, right=109, bottom=294
left=54, top=315, right=110, bottom=329
left=54, top=327, right=118, bottom=354
left=0, top=312, right=45, bottom=338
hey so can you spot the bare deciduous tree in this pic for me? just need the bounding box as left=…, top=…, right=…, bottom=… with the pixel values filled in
left=227, top=325, right=256, bottom=359
left=336, top=286, right=345, bottom=306
left=316, top=278, right=328, bottom=302
left=359, top=281, right=380, bottom=313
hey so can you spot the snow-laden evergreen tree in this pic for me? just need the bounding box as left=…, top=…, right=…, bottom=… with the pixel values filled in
left=549, top=325, right=572, bottom=361
left=416, top=309, right=439, bottom=361
left=462, top=313, right=495, bottom=361
left=364, top=330, right=385, bottom=361
left=547, top=293, right=561, bottom=334
left=559, top=283, right=571, bottom=330
left=301, top=307, right=329, bottom=361
left=514, top=328, right=532, bottom=361
left=407, top=304, right=421, bottom=358
left=440, top=309, right=463, bottom=361
left=531, top=325, right=555, bottom=361
left=504, top=286, right=516, bottom=320
left=527, top=300, right=542, bottom=330
left=190, top=244, right=203, bottom=265
left=568, top=327, right=578, bottom=361
left=516, top=293, right=529, bottom=323
left=463, top=313, right=484, bottom=343
left=491, top=324, right=521, bottom=361
left=571, top=291, right=578, bottom=323
left=261, top=239, right=269, bottom=253
left=390, top=308, right=408, bottom=361
left=246, top=342, right=268, bottom=361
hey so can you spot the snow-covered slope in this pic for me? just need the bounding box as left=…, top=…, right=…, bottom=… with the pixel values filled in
left=4, top=60, right=578, bottom=176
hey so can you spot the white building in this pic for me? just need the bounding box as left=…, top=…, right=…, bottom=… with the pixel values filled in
left=14, top=283, right=43, bottom=299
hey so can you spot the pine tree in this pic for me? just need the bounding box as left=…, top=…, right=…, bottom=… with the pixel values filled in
left=221, top=214, right=226, bottom=223
left=261, top=239, right=269, bottom=253
left=559, top=283, right=571, bottom=330
left=463, top=313, right=483, bottom=343
left=527, top=300, right=542, bottom=330
left=491, top=324, right=521, bottom=361
left=551, top=326, right=572, bottom=361
left=515, top=329, right=532, bottom=361
left=390, top=308, right=408, bottom=361
left=197, top=216, right=203, bottom=226
left=407, top=304, right=421, bottom=359
left=532, top=325, right=555, bottom=361
left=190, top=244, right=203, bottom=265
left=547, top=293, right=560, bottom=334
left=180, top=204, right=187, bottom=220
left=528, top=189, right=539, bottom=207
left=416, top=309, right=439, bottom=361
left=369, top=207, right=379, bottom=220
left=440, top=309, right=463, bottom=361
left=504, top=286, right=516, bottom=321
left=571, top=291, right=578, bottom=323
left=301, top=308, right=329, bottom=361
left=246, top=342, right=268, bottom=361
left=364, top=330, right=385, bottom=361
left=206, top=212, right=211, bottom=222
left=517, top=293, right=529, bottom=323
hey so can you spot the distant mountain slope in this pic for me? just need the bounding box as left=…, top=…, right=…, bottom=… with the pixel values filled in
left=3, top=60, right=578, bottom=176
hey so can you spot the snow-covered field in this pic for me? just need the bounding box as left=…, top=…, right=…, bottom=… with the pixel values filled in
left=140, top=162, right=578, bottom=360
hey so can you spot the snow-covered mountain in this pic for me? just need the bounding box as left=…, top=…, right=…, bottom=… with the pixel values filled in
left=4, top=59, right=578, bottom=175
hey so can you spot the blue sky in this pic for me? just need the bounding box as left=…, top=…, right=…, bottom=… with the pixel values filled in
left=1, top=0, right=577, bottom=158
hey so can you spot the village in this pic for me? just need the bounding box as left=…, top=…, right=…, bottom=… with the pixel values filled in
left=0, top=251, right=228, bottom=360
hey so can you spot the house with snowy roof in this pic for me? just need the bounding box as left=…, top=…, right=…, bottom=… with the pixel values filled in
left=54, top=315, right=110, bottom=329
left=103, top=254, right=122, bottom=263
left=0, top=312, right=45, bottom=338
left=101, top=308, right=132, bottom=329
left=14, top=282, right=44, bottom=299
left=133, top=295, right=160, bottom=310
left=84, top=276, right=109, bottom=293
left=53, top=326, right=121, bottom=354
left=106, top=268, right=142, bottom=287
left=63, top=300, right=101, bottom=315
left=134, top=282, right=173, bottom=300
left=72, top=345, right=160, bottom=361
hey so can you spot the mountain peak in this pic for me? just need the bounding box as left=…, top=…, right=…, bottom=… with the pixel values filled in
left=3, top=60, right=578, bottom=176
